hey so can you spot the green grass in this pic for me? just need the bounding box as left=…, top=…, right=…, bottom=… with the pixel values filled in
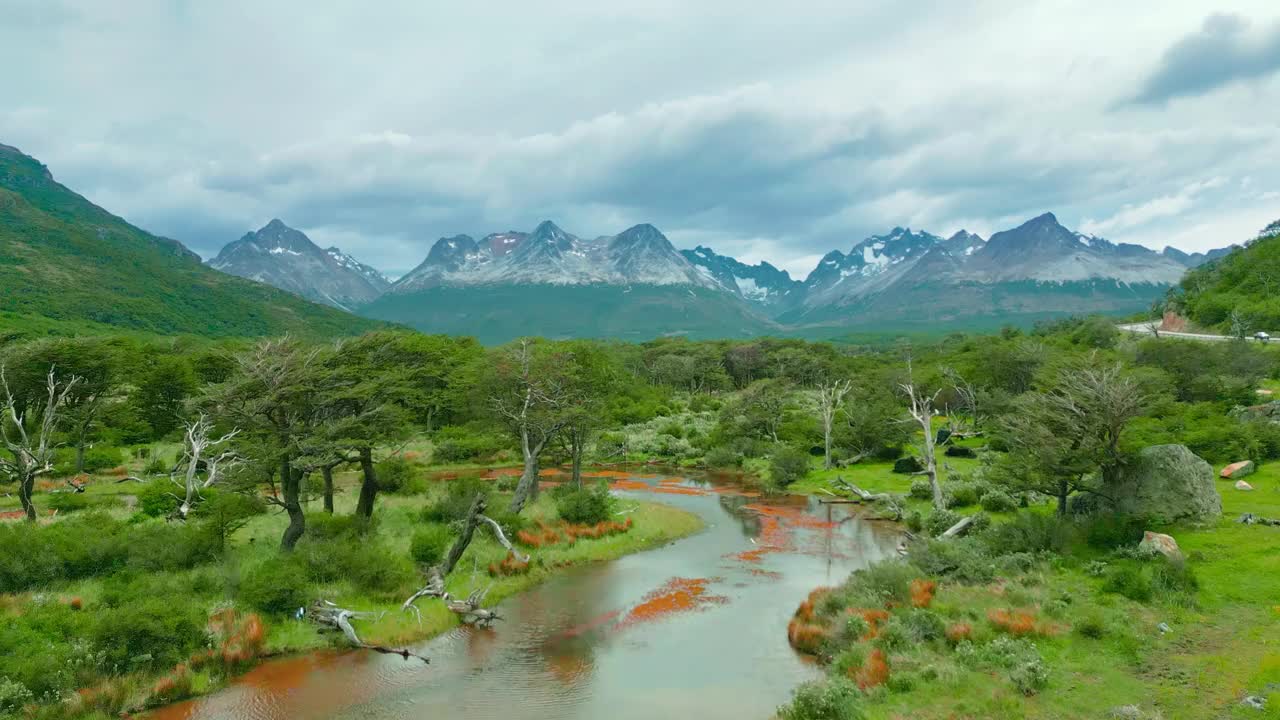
left=783, top=448, right=1280, bottom=719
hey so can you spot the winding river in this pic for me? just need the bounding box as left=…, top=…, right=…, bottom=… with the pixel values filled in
left=150, top=472, right=900, bottom=720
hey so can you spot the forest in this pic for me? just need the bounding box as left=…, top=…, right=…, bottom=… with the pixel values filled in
left=2, top=316, right=1279, bottom=719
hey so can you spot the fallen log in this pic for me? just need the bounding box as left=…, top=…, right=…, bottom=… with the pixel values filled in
left=402, top=493, right=513, bottom=626
left=939, top=515, right=976, bottom=540
left=308, top=600, right=429, bottom=663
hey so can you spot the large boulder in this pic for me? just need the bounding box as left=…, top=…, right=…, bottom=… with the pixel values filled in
left=1220, top=460, right=1256, bottom=478
left=1109, top=445, right=1222, bottom=524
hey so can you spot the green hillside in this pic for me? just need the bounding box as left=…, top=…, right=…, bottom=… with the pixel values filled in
left=358, top=283, right=774, bottom=343
left=1175, top=220, right=1278, bottom=333
left=0, top=144, right=381, bottom=340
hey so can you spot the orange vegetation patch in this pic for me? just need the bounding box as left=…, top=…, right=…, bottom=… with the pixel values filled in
left=787, top=587, right=834, bottom=654
left=910, top=578, right=937, bottom=608
left=517, top=518, right=633, bottom=548
left=987, top=608, right=1059, bottom=637
left=481, top=467, right=522, bottom=478
left=945, top=622, right=973, bottom=644
left=621, top=577, right=727, bottom=626
left=854, top=648, right=890, bottom=690
left=731, top=512, right=792, bottom=563
left=649, top=485, right=706, bottom=496
left=608, top=479, right=652, bottom=492
left=850, top=608, right=891, bottom=640
left=579, top=469, right=632, bottom=479
left=488, top=551, right=531, bottom=577
left=742, top=503, right=835, bottom=530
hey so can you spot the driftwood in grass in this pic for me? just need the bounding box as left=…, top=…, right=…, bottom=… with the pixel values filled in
left=308, top=600, right=429, bottom=663
left=830, top=477, right=904, bottom=521
left=1238, top=513, right=1280, bottom=526
left=939, top=515, right=976, bottom=539
left=401, top=493, right=523, bottom=626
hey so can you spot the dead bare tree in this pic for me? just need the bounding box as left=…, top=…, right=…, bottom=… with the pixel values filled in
left=0, top=366, right=79, bottom=522
left=816, top=379, right=853, bottom=469
left=490, top=339, right=572, bottom=514
left=308, top=600, right=430, bottom=663
left=402, top=493, right=529, bottom=625
left=900, top=366, right=945, bottom=510
left=171, top=414, right=240, bottom=519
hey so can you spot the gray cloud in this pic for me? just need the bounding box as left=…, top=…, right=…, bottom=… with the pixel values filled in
left=1131, top=13, right=1280, bottom=104
left=2, top=1, right=1279, bottom=279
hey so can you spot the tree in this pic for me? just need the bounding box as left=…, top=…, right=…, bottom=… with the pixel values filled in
left=840, top=384, right=910, bottom=461
left=134, top=355, right=198, bottom=438
left=730, top=378, right=792, bottom=443
left=201, top=338, right=322, bottom=551
left=557, top=341, right=617, bottom=488
left=314, top=333, right=416, bottom=521
left=487, top=339, right=575, bottom=514
left=172, top=414, right=239, bottom=519
left=996, top=362, right=1148, bottom=515
left=816, top=379, right=853, bottom=469
left=0, top=366, right=79, bottom=521
left=900, top=368, right=944, bottom=510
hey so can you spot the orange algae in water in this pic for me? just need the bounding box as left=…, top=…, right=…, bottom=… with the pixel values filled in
left=621, top=577, right=727, bottom=626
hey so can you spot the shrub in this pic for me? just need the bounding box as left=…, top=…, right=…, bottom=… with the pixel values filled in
left=430, top=426, right=509, bottom=464
left=47, top=491, right=90, bottom=514
left=955, top=635, right=1040, bottom=670
left=1083, top=513, right=1147, bottom=550
left=553, top=483, right=614, bottom=525
left=143, top=453, right=170, bottom=475
left=240, top=556, right=309, bottom=613
left=1102, top=565, right=1153, bottom=602
left=778, top=678, right=866, bottom=720
left=344, top=543, right=417, bottom=595
left=945, top=622, right=973, bottom=645
left=904, top=510, right=924, bottom=533
left=422, top=478, right=491, bottom=524
left=909, top=578, right=936, bottom=608
left=983, top=511, right=1075, bottom=554
left=137, top=479, right=179, bottom=517
left=946, top=482, right=982, bottom=508
left=376, top=456, right=420, bottom=494
left=92, top=596, right=207, bottom=671
left=1009, top=657, right=1050, bottom=695
left=1152, top=562, right=1199, bottom=598
left=0, top=676, right=34, bottom=714
left=1075, top=614, right=1107, bottom=639
left=705, top=446, right=741, bottom=468
left=769, top=446, right=812, bottom=487
left=306, top=513, right=364, bottom=540
left=411, top=524, right=453, bottom=566
left=925, top=508, right=961, bottom=537
left=892, top=456, right=923, bottom=474
left=979, top=489, right=1017, bottom=513
left=853, top=560, right=918, bottom=605
left=855, top=648, right=890, bottom=689
left=908, top=479, right=933, bottom=500
left=901, top=608, right=946, bottom=642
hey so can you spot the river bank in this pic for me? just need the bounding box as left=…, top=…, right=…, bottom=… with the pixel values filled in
left=780, top=456, right=1280, bottom=719
left=140, top=470, right=902, bottom=720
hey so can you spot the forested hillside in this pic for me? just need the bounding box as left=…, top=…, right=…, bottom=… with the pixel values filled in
left=1173, top=219, right=1280, bottom=334
left=0, top=144, right=381, bottom=340
left=3, top=316, right=1280, bottom=717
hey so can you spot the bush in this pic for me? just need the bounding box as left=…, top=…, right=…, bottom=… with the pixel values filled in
left=596, top=432, right=627, bottom=458
left=892, top=456, right=923, bottom=474
left=979, top=489, right=1017, bottom=513
left=925, top=508, right=961, bottom=537
left=411, top=524, right=453, bottom=566
left=901, top=608, right=946, bottom=642
left=240, top=556, right=309, bottom=613
left=431, top=426, right=509, bottom=464
left=705, top=446, right=741, bottom=468
left=1083, top=513, right=1147, bottom=550
left=554, top=483, right=614, bottom=525
left=908, top=479, right=933, bottom=500
left=92, top=596, right=207, bottom=671
left=1152, top=561, right=1199, bottom=597
left=1009, top=657, right=1050, bottom=695
left=904, top=509, right=924, bottom=533
left=306, top=512, right=364, bottom=540
left=769, top=446, right=812, bottom=487
left=983, top=511, right=1075, bottom=554
left=376, top=456, right=420, bottom=494
left=143, top=453, right=170, bottom=475
left=1102, top=565, right=1153, bottom=602
left=1075, top=614, right=1107, bottom=639
left=46, top=491, right=90, bottom=514
left=946, top=482, right=982, bottom=508
left=423, top=478, right=491, bottom=524
left=0, top=676, right=34, bottom=714
left=137, top=479, right=179, bottom=517
left=777, top=678, right=865, bottom=720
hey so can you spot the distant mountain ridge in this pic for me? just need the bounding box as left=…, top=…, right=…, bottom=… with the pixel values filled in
left=210, top=219, right=390, bottom=310
left=0, top=143, right=379, bottom=339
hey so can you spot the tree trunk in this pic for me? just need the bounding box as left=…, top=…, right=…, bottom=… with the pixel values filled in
left=280, top=459, right=305, bottom=551
left=442, top=494, right=485, bottom=576
left=571, top=431, right=583, bottom=490
left=322, top=465, right=335, bottom=514
left=823, top=421, right=833, bottom=470
left=509, top=446, right=540, bottom=514
left=1056, top=480, right=1069, bottom=517
left=355, top=447, right=378, bottom=519
left=74, top=442, right=86, bottom=475
left=19, top=475, right=36, bottom=522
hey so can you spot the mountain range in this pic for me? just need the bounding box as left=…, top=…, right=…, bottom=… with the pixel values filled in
left=212, top=213, right=1232, bottom=341
left=0, top=141, right=1241, bottom=343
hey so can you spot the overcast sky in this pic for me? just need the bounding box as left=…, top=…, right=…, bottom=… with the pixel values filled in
left=3, top=1, right=1279, bottom=279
